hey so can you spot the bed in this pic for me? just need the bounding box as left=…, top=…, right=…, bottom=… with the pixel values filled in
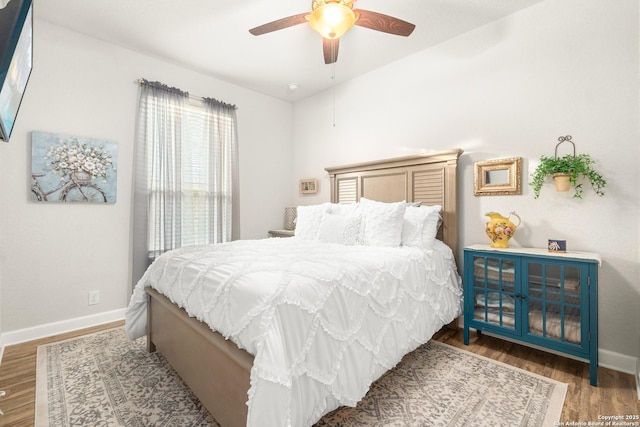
left=125, top=149, right=464, bottom=427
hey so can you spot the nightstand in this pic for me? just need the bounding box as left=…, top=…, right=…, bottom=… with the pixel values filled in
left=463, top=244, right=600, bottom=386
left=268, top=229, right=295, bottom=238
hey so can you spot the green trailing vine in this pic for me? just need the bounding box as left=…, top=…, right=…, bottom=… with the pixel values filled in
left=529, top=153, right=606, bottom=199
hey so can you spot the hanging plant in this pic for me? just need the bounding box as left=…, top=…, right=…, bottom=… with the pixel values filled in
left=529, top=135, right=606, bottom=199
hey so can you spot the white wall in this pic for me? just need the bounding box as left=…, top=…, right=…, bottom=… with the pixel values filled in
left=0, top=0, right=637, bottom=373
left=291, top=0, right=640, bottom=364
left=0, top=20, right=293, bottom=333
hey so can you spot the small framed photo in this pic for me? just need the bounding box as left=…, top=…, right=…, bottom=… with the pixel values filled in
left=300, top=179, right=318, bottom=194
left=548, top=239, right=567, bottom=253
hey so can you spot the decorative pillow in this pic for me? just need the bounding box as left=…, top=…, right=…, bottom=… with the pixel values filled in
left=319, top=204, right=362, bottom=245
left=318, top=213, right=347, bottom=244
left=359, top=198, right=406, bottom=247
left=342, top=211, right=363, bottom=245
left=401, top=204, right=442, bottom=249
left=295, top=203, right=331, bottom=240
left=328, top=203, right=348, bottom=215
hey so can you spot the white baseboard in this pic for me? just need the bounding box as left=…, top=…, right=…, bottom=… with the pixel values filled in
left=599, top=348, right=638, bottom=376
left=0, top=308, right=126, bottom=364
left=0, top=333, right=5, bottom=366
left=636, top=358, right=640, bottom=400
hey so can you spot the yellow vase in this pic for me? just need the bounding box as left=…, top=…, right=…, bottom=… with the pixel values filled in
left=485, top=211, right=521, bottom=248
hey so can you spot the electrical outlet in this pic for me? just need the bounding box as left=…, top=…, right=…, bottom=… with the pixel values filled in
left=88, top=290, right=100, bottom=305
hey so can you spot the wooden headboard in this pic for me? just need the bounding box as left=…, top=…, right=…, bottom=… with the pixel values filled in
left=325, top=149, right=463, bottom=257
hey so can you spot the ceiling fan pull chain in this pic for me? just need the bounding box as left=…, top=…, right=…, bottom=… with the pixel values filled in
left=332, top=54, right=336, bottom=127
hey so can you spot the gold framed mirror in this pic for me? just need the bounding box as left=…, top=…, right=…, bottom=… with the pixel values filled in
left=474, top=157, right=522, bottom=196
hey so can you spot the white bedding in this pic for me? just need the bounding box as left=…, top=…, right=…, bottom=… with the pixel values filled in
left=125, top=237, right=462, bottom=427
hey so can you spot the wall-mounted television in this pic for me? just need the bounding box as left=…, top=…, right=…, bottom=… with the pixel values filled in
left=0, top=0, right=33, bottom=142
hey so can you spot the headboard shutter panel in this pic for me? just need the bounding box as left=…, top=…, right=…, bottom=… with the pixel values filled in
left=337, top=177, right=358, bottom=204
left=412, top=168, right=444, bottom=206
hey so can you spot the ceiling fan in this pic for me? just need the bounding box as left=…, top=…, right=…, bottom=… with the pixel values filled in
left=249, top=0, right=415, bottom=64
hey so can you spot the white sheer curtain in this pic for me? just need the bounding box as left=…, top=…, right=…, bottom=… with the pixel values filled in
left=131, top=80, right=239, bottom=287
left=203, top=97, right=239, bottom=244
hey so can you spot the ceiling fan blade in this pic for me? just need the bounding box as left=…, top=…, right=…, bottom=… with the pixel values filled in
left=323, top=38, right=339, bottom=64
left=249, top=13, right=309, bottom=36
left=353, top=9, right=415, bottom=36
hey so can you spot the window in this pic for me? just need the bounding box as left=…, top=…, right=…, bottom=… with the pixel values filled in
left=133, top=80, right=238, bottom=265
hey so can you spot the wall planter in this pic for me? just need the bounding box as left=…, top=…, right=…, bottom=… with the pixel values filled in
left=552, top=173, right=571, bottom=192
left=530, top=135, right=606, bottom=199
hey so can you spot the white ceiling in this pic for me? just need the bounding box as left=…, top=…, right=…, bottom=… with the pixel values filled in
left=34, top=0, right=543, bottom=102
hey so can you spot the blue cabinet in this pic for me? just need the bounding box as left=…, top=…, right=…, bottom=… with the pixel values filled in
left=463, top=244, right=600, bottom=386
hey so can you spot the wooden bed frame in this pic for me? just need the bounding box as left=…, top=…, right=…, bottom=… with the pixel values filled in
left=146, top=149, right=463, bottom=427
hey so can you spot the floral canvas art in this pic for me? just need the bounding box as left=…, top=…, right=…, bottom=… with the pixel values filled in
left=31, top=131, right=118, bottom=203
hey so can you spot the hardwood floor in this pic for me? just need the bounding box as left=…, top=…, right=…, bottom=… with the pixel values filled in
left=0, top=321, right=125, bottom=427
left=0, top=321, right=637, bottom=426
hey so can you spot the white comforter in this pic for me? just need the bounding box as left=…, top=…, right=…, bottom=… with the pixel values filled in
left=125, top=237, right=462, bottom=427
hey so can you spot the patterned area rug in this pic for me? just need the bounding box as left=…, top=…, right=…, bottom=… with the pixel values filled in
left=36, top=327, right=567, bottom=427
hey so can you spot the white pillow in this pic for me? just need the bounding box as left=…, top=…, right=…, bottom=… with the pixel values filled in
left=295, top=203, right=331, bottom=240
left=318, top=213, right=347, bottom=244
left=401, top=204, right=442, bottom=249
left=328, top=203, right=349, bottom=215
left=342, top=212, right=363, bottom=245
left=359, top=198, right=407, bottom=247
left=318, top=203, right=363, bottom=245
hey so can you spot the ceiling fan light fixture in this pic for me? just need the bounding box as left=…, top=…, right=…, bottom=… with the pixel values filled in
left=308, top=2, right=356, bottom=39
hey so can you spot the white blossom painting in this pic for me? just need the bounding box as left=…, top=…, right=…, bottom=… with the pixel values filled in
left=31, top=131, right=118, bottom=203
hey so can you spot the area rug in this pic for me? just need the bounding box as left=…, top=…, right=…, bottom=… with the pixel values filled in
left=36, top=327, right=567, bottom=427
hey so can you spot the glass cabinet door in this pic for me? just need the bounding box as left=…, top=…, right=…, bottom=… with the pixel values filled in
left=524, top=261, right=584, bottom=347
left=471, top=255, right=518, bottom=333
